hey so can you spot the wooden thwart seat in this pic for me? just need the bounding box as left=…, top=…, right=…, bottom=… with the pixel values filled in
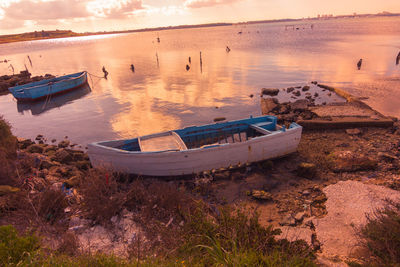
left=139, top=132, right=187, bottom=152
left=250, top=123, right=272, bottom=135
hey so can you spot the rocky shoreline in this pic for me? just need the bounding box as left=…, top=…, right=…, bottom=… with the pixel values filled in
left=1, top=82, right=400, bottom=265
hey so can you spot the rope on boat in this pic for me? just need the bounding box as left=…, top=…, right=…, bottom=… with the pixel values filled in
left=87, top=72, right=106, bottom=91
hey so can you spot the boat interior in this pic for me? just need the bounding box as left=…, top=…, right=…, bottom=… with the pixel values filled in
left=112, top=116, right=292, bottom=152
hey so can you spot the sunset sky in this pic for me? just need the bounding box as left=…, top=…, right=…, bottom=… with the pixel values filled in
left=0, top=0, right=399, bottom=35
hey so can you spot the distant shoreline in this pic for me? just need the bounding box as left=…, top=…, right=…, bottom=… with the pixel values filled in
left=1, top=12, right=399, bottom=45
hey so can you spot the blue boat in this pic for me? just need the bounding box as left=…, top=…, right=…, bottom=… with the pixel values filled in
left=88, top=115, right=303, bottom=176
left=8, top=71, right=87, bottom=101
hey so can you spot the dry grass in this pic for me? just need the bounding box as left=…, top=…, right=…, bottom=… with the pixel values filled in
left=78, top=169, right=126, bottom=225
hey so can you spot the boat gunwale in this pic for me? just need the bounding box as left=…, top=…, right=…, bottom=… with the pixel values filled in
left=89, top=122, right=302, bottom=155
left=9, top=71, right=87, bottom=92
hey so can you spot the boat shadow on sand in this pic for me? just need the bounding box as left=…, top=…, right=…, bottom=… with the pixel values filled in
left=16, top=83, right=91, bottom=116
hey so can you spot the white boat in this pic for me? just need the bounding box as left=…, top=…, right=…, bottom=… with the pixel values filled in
left=87, top=115, right=302, bottom=176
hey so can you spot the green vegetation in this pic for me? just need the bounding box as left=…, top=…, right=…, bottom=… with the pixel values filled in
left=0, top=116, right=17, bottom=185
left=0, top=225, right=40, bottom=266
left=0, top=207, right=316, bottom=266
left=358, top=200, right=400, bottom=266
left=0, top=30, right=83, bottom=44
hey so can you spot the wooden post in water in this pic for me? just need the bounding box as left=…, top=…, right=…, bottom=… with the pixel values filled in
left=200, top=51, right=203, bottom=73
left=156, top=52, right=159, bottom=68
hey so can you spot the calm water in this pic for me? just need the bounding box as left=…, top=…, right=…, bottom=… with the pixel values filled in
left=1, top=16, right=400, bottom=146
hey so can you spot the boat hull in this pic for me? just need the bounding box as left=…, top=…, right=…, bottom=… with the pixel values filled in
left=9, top=71, right=88, bottom=102
left=88, top=125, right=302, bottom=176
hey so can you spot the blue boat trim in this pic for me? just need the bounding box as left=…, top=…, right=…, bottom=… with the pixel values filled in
left=8, top=71, right=88, bottom=102
left=95, top=115, right=300, bottom=154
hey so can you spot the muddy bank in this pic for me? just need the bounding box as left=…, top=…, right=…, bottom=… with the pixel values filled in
left=0, top=71, right=55, bottom=95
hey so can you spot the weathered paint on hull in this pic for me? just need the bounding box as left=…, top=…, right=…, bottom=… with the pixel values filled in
left=88, top=126, right=302, bottom=176
left=9, top=71, right=87, bottom=102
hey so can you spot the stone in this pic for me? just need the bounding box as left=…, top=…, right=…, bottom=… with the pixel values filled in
left=297, top=163, right=317, bottom=178
left=261, top=88, right=279, bottom=96
left=213, top=117, right=226, bottom=122
left=72, top=152, right=85, bottom=161
left=26, top=144, right=44, bottom=153
left=251, top=190, right=273, bottom=201
left=302, top=190, right=311, bottom=196
left=287, top=87, right=295, bottom=93
left=17, top=138, right=34, bottom=149
left=302, top=85, right=310, bottom=91
left=58, top=140, right=70, bottom=148
left=39, top=160, right=57, bottom=169
left=294, top=211, right=305, bottom=222
left=261, top=98, right=278, bottom=114
left=51, top=139, right=57, bottom=143
left=279, top=214, right=296, bottom=226
left=55, top=149, right=73, bottom=164
left=293, top=90, right=301, bottom=97
left=35, top=134, right=43, bottom=140
left=0, top=185, right=20, bottom=196
left=345, top=128, right=361, bottom=135
left=290, top=99, right=309, bottom=111
left=329, top=151, right=377, bottom=172
left=378, top=152, right=397, bottom=162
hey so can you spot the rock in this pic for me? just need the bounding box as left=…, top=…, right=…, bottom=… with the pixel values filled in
left=294, top=212, right=305, bottom=222
left=26, top=144, right=44, bottom=153
left=311, top=81, right=318, bottom=85
left=279, top=214, right=296, bottom=226
left=261, top=98, right=278, bottom=114
left=345, top=128, right=361, bottom=135
left=293, top=90, right=301, bottom=97
left=51, top=139, right=57, bottom=143
left=213, top=117, right=226, bottom=122
left=44, top=145, right=57, bottom=154
left=0, top=185, right=20, bottom=196
left=314, top=92, right=319, bottom=97
left=39, top=159, right=57, bottom=169
left=378, top=152, right=397, bottom=162
left=71, top=151, right=85, bottom=161
left=329, top=151, right=377, bottom=172
left=17, top=138, right=34, bottom=149
left=261, top=88, right=279, bottom=96
left=74, top=160, right=91, bottom=171
left=251, top=190, right=273, bottom=201
left=287, top=87, right=295, bottom=93
left=297, top=163, right=317, bottom=178
left=58, top=140, right=70, bottom=148
left=302, top=86, right=310, bottom=91
left=290, top=99, right=309, bottom=111
left=302, top=190, right=311, bottom=196
left=277, top=104, right=290, bottom=114
left=313, top=194, right=327, bottom=204
left=35, top=134, right=43, bottom=140
left=54, top=149, right=73, bottom=164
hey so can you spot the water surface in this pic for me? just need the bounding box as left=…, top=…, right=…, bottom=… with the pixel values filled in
left=1, top=16, right=399, bottom=145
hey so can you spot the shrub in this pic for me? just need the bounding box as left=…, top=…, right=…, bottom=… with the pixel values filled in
left=0, top=116, right=17, bottom=185
left=358, top=200, right=400, bottom=266
left=0, top=225, right=40, bottom=266
left=79, top=169, right=126, bottom=225
left=180, top=206, right=316, bottom=266
left=35, top=189, right=68, bottom=223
